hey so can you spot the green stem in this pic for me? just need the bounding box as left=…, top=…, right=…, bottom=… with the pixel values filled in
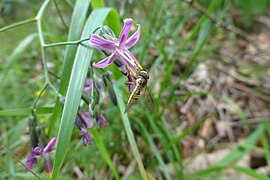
left=0, top=18, right=36, bottom=33
left=53, top=0, right=68, bottom=30
left=31, top=83, right=48, bottom=122
left=31, top=83, right=48, bottom=110
left=44, top=37, right=89, bottom=48
left=36, top=0, right=51, bottom=20
left=36, top=0, right=62, bottom=98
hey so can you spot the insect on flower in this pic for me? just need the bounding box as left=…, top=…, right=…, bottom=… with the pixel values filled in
left=124, top=68, right=155, bottom=113
left=89, top=18, right=154, bottom=113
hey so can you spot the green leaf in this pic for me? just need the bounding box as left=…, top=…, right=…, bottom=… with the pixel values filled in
left=135, top=119, right=171, bottom=180
left=233, top=166, right=269, bottom=180
left=217, top=125, right=264, bottom=166
left=91, top=0, right=121, bottom=36
left=187, top=125, right=265, bottom=178
left=91, top=0, right=105, bottom=9
left=90, top=128, right=120, bottom=180
left=49, top=0, right=91, bottom=136
left=222, top=97, right=252, bottom=132
left=51, top=8, right=114, bottom=180
left=261, top=131, right=270, bottom=170
left=0, top=107, right=53, bottom=117
left=115, top=87, right=148, bottom=180
left=0, top=33, right=38, bottom=81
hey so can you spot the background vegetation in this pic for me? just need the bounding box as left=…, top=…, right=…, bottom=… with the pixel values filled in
left=1, top=0, right=270, bottom=179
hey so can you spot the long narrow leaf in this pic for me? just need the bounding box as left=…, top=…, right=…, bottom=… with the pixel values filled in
left=0, top=33, right=38, bottom=81
left=51, top=8, right=114, bottom=179
left=49, top=0, right=91, bottom=136
left=187, top=125, right=264, bottom=178
left=233, top=166, right=269, bottom=180
left=135, top=119, right=171, bottom=180
left=90, top=128, right=120, bottom=180
left=0, top=107, right=53, bottom=116
left=115, top=87, right=148, bottom=180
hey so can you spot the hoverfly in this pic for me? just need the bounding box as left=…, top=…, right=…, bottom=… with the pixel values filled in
left=124, top=68, right=155, bottom=113
left=113, top=59, right=154, bottom=113
left=125, top=70, right=149, bottom=113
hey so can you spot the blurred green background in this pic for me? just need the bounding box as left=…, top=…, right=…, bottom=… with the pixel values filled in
left=1, top=0, right=270, bottom=179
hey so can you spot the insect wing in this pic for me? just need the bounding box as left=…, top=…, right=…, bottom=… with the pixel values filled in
left=141, top=86, right=155, bottom=113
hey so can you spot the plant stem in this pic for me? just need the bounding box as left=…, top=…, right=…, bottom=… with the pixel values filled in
left=0, top=18, right=36, bottom=33
left=31, top=83, right=48, bottom=118
left=36, top=0, right=62, bottom=98
left=44, top=37, right=89, bottom=48
left=53, top=0, right=68, bottom=30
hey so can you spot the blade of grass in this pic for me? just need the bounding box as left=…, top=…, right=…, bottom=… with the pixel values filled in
left=115, top=87, right=148, bottom=180
left=135, top=118, right=171, bottom=180
left=216, top=124, right=263, bottom=166
left=187, top=124, right=264, bottom=178
left=0, top=33, right=38, bottom=81
left=172, top=114, right=215, bottom=147
left=136, top=107, right=183, bottom=178
left=233, top=166, right=269, bottom=180
left=90, top=128, right=120, bottom=180
left=49, top=0, right=91, bottom=136
left=51, top=8, right=114, bottom=180
left=222, top=97, right=252, bottom=132
left=0, top=107, right=53, bottom=117
left=261, top=132, right=270, bottom=173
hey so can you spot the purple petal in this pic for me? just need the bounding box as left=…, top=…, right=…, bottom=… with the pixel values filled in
left=84, top=86, right=92, bottom=93
left=101, top=89, right=107, bottom=101
left=81, top=128, right=92, bottom=146
left=81, top=112, right=93, bottom=128
left=115, top=48, right=140, bottom=72
left=33, top=147, right=42, bottom=155
left=43, top=155, right=53, bottom=173
left=90, top=34, right=116, bottom=52
left=98, top=114, right=107, bottom=127
left=85, top=79, right=93, bottom=86
left=93, top=53, right=117, bottom=68
left=119, top=18, right=133, bottom=47
left=107, top=71, right=112, bottom=75
left=26, top=148, right=41, bottom=170
left=125, top=24, right=141, bottom=48
left=43, top=137, right=57, bottom=153
left=123, top=49, right=142, bottom=69
left=27, top=155, right=38, bottom=170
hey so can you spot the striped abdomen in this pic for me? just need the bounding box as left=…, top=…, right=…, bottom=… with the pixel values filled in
left=125, top=79, right=144, bottom=112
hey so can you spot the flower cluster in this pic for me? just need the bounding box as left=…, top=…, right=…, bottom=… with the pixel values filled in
left=76, top=18, right=143, bottom=147
left=27, top=137, right=57, bottom=174
left=75, top=110, right=108, bottom=146
left=75, top=70, right=116, bottom=146
left=89, top=18, right=143, bottom=92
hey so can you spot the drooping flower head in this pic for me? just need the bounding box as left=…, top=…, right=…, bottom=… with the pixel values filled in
left=90, top=18, right=142, bottom=76
left=76, top=112, right=93, bottom=146
left=76, top=111, right=108, bottom=146
left=26, top=137, right=57, bottom=173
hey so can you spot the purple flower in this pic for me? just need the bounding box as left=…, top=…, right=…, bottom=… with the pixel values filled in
left=98, top=114, right=107, bottom=128
left=26, top=137, right=57, bottom=172
left=80, top=111, right=93, bottom=128
left=84, top=71, right=115, bottom=101
left=84, top=77, right=107, bottom=101
left=90, top=18, right=142, bottom=72
left=84, top=79, right=93, bottom=93
left=76, top=112, right=93, bottom=146
left=81, top=128, right=92, bottom=146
